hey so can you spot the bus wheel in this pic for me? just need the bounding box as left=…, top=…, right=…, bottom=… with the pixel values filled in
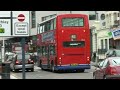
left=78, top=69, right=85, bottom=72
left=41, top=62, right=44, bottom=70
left=41, top=64, right=44, bottom=70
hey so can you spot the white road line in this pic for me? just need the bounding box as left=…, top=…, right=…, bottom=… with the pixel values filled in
left=10, top=74, right=18, bottom=79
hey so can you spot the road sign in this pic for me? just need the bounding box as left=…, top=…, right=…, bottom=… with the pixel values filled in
left=14, top=22, right=28, bottom=35
left=13, top=11, right=30, bottom=36
left=0, top=19, right=11, bottom=36
left=18, top=14, right=25, bottom=22
left=0, top=11, right=30, bottom=37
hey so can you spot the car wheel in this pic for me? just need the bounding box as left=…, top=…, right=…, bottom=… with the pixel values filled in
left=14, top=69, right=19, bottom=72
left=31, top=68, right=34, bottom=72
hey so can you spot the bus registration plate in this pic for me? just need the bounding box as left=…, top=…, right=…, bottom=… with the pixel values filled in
left=71, top=63, right=78, bottom=66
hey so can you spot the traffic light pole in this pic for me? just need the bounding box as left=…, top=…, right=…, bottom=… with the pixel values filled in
left=21, top=37, right=26, bottom=79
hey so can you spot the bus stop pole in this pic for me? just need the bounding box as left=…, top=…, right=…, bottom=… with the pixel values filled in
left=21, top=37, right=26, bottom=79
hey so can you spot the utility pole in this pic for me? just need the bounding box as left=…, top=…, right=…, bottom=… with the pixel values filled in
left=2, top=37, right=5, bottom=62
left=119, top=11, right=120, bottom=26
left=95, top=11, right=98, bottom=64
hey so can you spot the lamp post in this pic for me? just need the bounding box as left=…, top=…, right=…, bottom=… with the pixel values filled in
left=1, top=37, right=5, bottom=62
left=0, top=44, right=2, bottom=63
left=91, top=25, right=98, bottom=63
left=119, top=11, right=120, bottom=26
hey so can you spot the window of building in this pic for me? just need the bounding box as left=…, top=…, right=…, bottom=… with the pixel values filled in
left=31, top=11, right=36, bottom=28
left=101, top=39, right=104, bottom=49
left=101, top=14, right=105, bottom=20
left=89, top=15, right=96, bottom=20
left=105, top=39, right=108, bottom=51
left=41, top=14, right=56, bottom=21
left=118, top=13, right=119, bottom=17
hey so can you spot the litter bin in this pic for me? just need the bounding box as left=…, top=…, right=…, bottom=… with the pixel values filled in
left=1, top=62, right=10, bottom=79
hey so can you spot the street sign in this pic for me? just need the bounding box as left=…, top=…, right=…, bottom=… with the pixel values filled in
left=0, top=11, right=30, bottom=37
left=13, top=11, right=30, bottom=36
left=112, top=29, right=120, bottom=40
left=14, top=22, right=28, bottom=35
left=0, top=19, right=11, bottom=36
left=18, top=14, right=25, bottom=22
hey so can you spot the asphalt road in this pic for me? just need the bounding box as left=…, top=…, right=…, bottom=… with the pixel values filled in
left=11, top=65, right=95, bottom=79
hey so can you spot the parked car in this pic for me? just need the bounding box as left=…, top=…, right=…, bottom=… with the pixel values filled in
left=10, top=53, right=34, bottom=72
left=105, top=49, right=120, bottom=58
left=93, top=57, right=120, bottom=79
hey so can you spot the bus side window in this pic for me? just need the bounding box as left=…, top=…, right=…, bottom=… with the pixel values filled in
left=42, top=46, right=45, bottom=56
left=50, top=45, right=55, bottom=55
left=50, top=20, right=54, bottom=30
left=37, top=46, right=42, bottom=56
left=42, top=24, right=45, bottom=33
left=53, top=19, right=56, bottom=30
left=45, top=46, right=48, bottom=56
left=40, top=25, right=43, bottom=33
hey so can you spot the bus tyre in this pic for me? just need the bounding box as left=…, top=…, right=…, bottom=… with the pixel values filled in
left=39, top=60, right=42, bottom=67
left=31, top=68, right=34, bottom=72
left=41, top=64, right=44, bottom=70
left=78, top=69, right=85, bottom=72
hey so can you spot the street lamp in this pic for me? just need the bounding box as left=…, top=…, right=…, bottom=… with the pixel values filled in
left=119, top=11, right=120, bottom=26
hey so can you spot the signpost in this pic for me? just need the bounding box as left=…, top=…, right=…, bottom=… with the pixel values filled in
left=0, top=11, right=30, bottom=79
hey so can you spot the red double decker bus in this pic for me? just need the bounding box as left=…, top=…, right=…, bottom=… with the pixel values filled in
left=37, top=14, right=91, bottom=72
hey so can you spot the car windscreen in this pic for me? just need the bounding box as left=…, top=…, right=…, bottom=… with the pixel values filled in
left=111, top=58, right=120, bottom=66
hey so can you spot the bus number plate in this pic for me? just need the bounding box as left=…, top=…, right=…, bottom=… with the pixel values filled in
left=71, top=64, right=78, bottom=66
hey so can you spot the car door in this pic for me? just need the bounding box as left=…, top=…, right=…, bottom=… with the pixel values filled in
left=98, top=59, right=109, bottom=79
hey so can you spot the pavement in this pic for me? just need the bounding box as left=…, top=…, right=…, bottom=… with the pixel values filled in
left=0, top=75, right=18, bottom=79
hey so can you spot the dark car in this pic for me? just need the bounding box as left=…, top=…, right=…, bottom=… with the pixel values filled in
left=93, top=57, right=120, bottom=79
left=106, top=49, right=120, bottom=58
left=10, top=53, right=34, bottom=72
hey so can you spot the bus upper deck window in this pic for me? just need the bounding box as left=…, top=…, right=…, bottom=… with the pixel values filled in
left=62, top=18, right=84, bottom=27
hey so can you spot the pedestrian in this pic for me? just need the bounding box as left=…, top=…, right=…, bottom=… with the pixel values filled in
left=92, top=52, right=96, bottom=62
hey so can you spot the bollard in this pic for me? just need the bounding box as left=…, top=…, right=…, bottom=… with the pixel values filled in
left=1, top=62, right=10, bottom=79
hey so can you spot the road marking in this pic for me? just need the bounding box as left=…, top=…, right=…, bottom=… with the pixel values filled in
left=10, top=74, right=19, bottom=79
